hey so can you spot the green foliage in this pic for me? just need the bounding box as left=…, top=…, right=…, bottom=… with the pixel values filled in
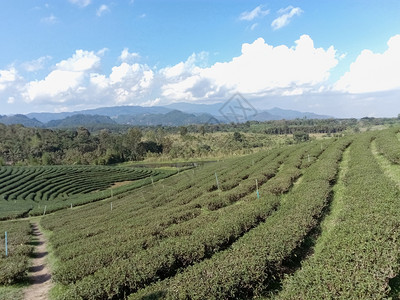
left=375, top=127, right=400, bottom=164
left=293, top=131, right=310, bottom=143
left=33, top=138, right=339, bottom=300
left=5, top=128, right=400, bottom=299
left=179, top=126, right=188, bottom=137
left=0, top=220, right=32, bottom=285
left=129, top=137, right=350, bottom=299
left=276, top=131, right=400, bottom=299
left=233, top=131, right=243, bottom=142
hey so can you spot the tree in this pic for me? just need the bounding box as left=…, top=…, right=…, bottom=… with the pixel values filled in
left=41, top=152, right=53, bottom=165
left=199, top=125, right=206, bottom=136
left=123, top=128, right=142, bottom=160
left=293, top=131, right=310, bottom=143
left=179, top=126, right=188, bottom=137
left=233, top=131, right=243, bottom=142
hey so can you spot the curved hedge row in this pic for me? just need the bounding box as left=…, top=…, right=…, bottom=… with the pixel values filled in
left=0, top=166, right=174, bottom=220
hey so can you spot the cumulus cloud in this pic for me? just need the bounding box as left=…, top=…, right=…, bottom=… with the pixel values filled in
left=9, top=36, right=338, bottom=112
left=22, top=56, right=52, bottom=72
left=119, top=48, right=139, bottom=62
left=271, top=6, right=302, bottom=30
left=96, top=5, right=110, bottom=17
left=24, top=50, right=100, bottom=102
left=56, top=50, right=100, bottom=72
left=18, top=47, right=155, bottom=109
left=91, top=62, right=154, bottom=103
left=0, top=68, right=19, bottom=91
left=239, top=5, right=270, bottom=21
left=69, top=0, right=91, bottom=8
left=335, top=34, right=400, bottom=93
left=160, top=35, right=337, bottom=101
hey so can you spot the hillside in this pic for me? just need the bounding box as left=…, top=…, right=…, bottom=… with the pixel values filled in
left=0, top=114, right=43, bottom=127
left=3, top=104, right=333, bottom=128
left=46, top=114, right=117, bottom=128
left=115, top=110, right=215, bottom=126
left=2, top=128, right=400, bottom=299
left=26, top=105, right=172, bottom=123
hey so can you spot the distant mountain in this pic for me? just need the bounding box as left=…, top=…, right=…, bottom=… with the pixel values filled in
left=249, top=111, right=282, bottom=121
left=117, top=110, right=215, bottom=126
left=46, top=114, right=116, bottom=128
left=5, top=103, right=332, bottom=129
left=27, top=106, right=172, bottom=123
left=0, top=114, right=43, bottom=127
left=164, top=102, right=332, bottom=121
left=165, top=102, right=224, bottom=116
left=266, top=107, right=331, bottom=120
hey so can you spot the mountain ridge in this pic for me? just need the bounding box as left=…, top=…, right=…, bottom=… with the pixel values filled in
left=1, top=103, right=333, bottom=128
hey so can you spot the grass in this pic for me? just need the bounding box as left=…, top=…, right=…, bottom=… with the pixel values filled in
left=0, top=284, right=26, bottom=300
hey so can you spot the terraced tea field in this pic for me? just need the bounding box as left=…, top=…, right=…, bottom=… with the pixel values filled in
left=2, top=129, right=400, bottom=299
left=0, top=166, right=175, bottom=220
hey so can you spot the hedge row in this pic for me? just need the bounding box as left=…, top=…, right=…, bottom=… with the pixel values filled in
left=129, top=137, right=350, bottom=300
left=276, top=131, right=400, bottom=299
left=0, top=220, right=32, bottom=285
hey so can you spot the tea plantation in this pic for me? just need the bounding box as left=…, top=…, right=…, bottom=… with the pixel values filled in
left=2, top=129, right=400, bottom=299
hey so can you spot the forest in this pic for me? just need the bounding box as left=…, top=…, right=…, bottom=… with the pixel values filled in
left=0, top=117, right=398, bottom=166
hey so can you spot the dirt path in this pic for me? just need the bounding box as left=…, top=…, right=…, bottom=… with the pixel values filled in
left=23, top=223, right=52, bottom=300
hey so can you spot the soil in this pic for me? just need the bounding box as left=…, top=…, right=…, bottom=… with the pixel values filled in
left=23, top=223, right=52, bottom=300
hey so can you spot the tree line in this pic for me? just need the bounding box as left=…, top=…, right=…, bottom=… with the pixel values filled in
left=0, top=124, right=165, bottom=165
left=1, top=117, right=398, bottom=166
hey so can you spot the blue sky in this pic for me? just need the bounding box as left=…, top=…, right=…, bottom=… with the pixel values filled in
left=1, top=0, right=400, bottom=117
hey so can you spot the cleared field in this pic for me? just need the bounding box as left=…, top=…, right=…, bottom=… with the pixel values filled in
left=0, top=166, right=175, bottom=220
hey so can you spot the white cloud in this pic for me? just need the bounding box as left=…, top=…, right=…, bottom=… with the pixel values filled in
left=335, top=35, right=400, bottom=93
left=7, top=97, right=15, bottom=104
left=26, top=70, right=84, bottom=101
left=24, top=50, right=100, bottom=102
left=41, top=14, right=58, bottom=24
left=22, top=56, right=52, bottom=72
left=69, top=0, right=91, bottom=8
left=56, top=49, right=100, bottom=72
left=271, top=6, right=302, bottom=30
left=239, top=5, right=269, bottom=21
left=89, top=62, right=154, bottom=104
left=97, top=48, right=109, bottom=56
left=160, top=35, right=337, bottom=101
left=160, top=52, right=208, bottom=80
left=96, top=5, right=110, bottom=17
left=141, top=97, right=161, bottom=107
left=119, top=48, right=139, bottom=62
left=18, top=47, right=155, bottom=109
left=0, top=68, right=18, bottom=91
left=250, top=23, right=258, bottom=31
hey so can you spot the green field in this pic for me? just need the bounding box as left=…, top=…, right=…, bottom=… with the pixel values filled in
left=2, top=128, right=400, bottom=299
left=0, top=166, right=175, bottom=220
